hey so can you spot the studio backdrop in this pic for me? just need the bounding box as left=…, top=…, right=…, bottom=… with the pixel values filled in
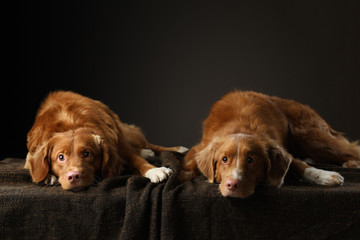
left=4, top=1, right=360, bottom=160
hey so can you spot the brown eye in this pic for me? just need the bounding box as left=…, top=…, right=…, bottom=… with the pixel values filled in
left=84, top=151, right=91, bottom=158
left=222, top=156, right=228, bottom=163
left=58, top=154, right=66, bottom=162
left=247, top=157, right=255, bottom=164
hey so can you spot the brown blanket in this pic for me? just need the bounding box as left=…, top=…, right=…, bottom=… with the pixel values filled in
left=1, top=153, right=360, bottom=240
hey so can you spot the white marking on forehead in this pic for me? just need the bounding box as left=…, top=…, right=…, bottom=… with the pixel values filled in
left=93, top=135, right=101, bottom=146
left=236, top=139, right=240, bottom=168
left=232, top=133, right=251, bottom=169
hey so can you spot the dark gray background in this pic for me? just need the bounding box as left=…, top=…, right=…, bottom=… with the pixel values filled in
left=3, top=0, right=360, bottom=159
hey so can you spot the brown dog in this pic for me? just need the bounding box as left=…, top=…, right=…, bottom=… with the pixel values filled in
left=25, top=91, right=187, bottom=190
left=182, top=91, right=360, bottom=198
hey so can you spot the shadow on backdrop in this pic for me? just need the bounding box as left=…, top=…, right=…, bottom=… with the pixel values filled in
left=5, top=1, right=360, bottom=159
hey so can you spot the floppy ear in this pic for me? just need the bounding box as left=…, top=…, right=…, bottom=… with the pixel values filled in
left=266, top=143, right=292, bottom=187
left=97, top=135, right=125, bottom=178
left=97, top=136, right=113, bottom=178
left=195, top=141, right=219, bottom=183
left=25, top=142, right=50, bottom=183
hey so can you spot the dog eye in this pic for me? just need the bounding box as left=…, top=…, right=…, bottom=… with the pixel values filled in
left=222, top=156, right=228, bottom=163
left=58, top=154, right=66, bottom=162
left=84, top=151, right=91, bottom=158
left=247, top=157, right=255, bottom=164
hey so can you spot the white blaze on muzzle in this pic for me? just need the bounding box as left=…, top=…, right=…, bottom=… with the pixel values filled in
left=231, top=168, right=243, bottom=181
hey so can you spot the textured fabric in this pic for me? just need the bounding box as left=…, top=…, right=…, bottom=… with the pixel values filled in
left=1, top=153, right=360, bottom=240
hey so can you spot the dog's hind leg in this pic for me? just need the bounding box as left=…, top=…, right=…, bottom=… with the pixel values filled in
left=275, top=97, right=360, bottom=168
left=290, top=158, right=344, bottom=185
left=289, top=125, right=360, bottom=168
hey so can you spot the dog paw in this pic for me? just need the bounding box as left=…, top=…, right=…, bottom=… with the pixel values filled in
left=44, top=174, right=58, bottom=185
left=140, top=149, right=155, bottom=158
left=144, top=167, right=173, bottom=183
left=303, top=168, right=344, bottom=186
left=176, top=146, right=189, bottom=153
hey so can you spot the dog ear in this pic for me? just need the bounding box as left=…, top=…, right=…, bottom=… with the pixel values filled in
left=266, top=143, right=292, bottom=187
left=96, top=135, right=125, bottom=178
left=195, top=141, right=219, bottom=183
left=97, top=136, right=113, bottom=178
left=25, top=142, right=50, bottom=183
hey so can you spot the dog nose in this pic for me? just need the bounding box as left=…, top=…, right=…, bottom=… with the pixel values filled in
left=67, top=171, right=82, bottom=184
left=226, top=178, right=240, bottom=192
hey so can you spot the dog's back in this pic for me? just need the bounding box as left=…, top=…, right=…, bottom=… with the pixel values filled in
left=27, top=91, right=122, bottom=154
left=201, top=91, right=288, bottom=143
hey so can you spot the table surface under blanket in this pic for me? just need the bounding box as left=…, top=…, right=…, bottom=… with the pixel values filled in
left=1, top=153, right=360, bottom=240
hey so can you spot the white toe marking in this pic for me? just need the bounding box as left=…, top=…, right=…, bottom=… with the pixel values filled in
left=144, top=167, right=173, bottom=183
left=177, top=146, right=189, bottom=153
left=140, top=149, right=155, bottom=158
left=303, top=167, right=344, bottom=186
left=44, top=174, right=57, bottom=185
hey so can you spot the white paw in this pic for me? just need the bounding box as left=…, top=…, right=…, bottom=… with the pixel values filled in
left=144, top=167, right=173, bottom=183
left=303, top=168, right=344, bottom=186
left=44, top=174, right=57, bottom=185
left=140, top=149, right=155, bottom=158
left=176, top=146, right=189, bottom=153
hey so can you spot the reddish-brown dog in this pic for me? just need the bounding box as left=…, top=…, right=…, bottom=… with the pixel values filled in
left=25, top=91, right=187, bottom=190
left=182, top=91, right=360, bottom=198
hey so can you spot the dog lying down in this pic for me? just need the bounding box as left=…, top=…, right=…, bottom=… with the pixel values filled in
left=182, top=91, right=360, bottom=198
left=25, top=91, right=188, bottom=190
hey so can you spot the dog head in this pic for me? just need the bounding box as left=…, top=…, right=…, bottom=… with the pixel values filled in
left=25, top=128, right=121, bottom=190
left=195, top=134, right=292, bottom=198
